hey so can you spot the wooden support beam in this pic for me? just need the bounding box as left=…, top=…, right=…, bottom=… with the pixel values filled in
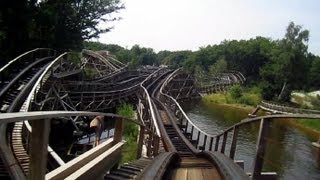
left=214, top=136, right=220, bottom=151
left=221, top=132, right=228, bottom=153
left=137, top=125, right=145, bottom=159
left=252, top=118, right=270, bottom=179
left=230, top=126, right=239, bottom=159
left=28, top=119, right=50, bottom=180
left=113, top=118, right=124, bottom=144
left=153, top=135, right=160, bottom=156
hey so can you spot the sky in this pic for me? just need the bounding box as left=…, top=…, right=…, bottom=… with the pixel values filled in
left=99, top=0, right=320, bottom=55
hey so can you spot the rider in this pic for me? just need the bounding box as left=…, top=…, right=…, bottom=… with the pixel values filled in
left=90, top=116, right=104, bottom=146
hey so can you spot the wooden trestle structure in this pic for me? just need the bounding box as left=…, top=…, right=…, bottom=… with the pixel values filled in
left=0, top=49, right=320, bottom=180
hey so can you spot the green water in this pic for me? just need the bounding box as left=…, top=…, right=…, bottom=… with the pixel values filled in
left=182, top=100, right=320, bottom=179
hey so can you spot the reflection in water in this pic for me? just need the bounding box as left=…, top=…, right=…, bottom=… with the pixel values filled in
left=183, top=100, right=320, bottom=179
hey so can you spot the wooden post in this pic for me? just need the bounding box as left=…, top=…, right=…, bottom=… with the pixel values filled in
left=28, top=119, right=50, bottom=180
left=137, top=125, right=145, bottom=159
left=230, top=126, right=239, bottom=159
left=113, top=118, right=124, bottom=144
left=202, top=135, right=207, bottom=150
left=196, top=131, right=201, bottom=148
left=209, top=137, right=214, bottom=151
left=252, top=118, right=270, bottom=179
left=153, top=135, right=160, bottom=156
left=147, top=132, right=152, bottom=157
left=214, top=136, right=220, bottom=151
left=221, top=132, right=228, bottom=153
left=190, top=126, right=194, bottom=139
left=180, top=117, right=183, bottom=127
left=184, top=120, right=188, bottom=133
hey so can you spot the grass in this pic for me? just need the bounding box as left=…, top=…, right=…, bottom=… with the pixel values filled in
left=203, top=93, right=227, bottom=104
left=297, top=119, right=320, bottom=132
left=203, top=86, right=262, bottom=107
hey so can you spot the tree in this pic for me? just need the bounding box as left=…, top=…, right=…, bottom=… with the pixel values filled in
left=229, top=85, right=243, bottom=99
left=130, top=45, right=158, bottom=66
left=157, top=50, right=172, bottom=64
left=309, top=57, right=320, bottom=89
left=0, top=0, right=32, bottom=65
left=35, top=0, right=124, bottom=51
left=260, top=22, right=309, bottom=101
left=209, top=58, right=227, bottom=76
left=0, top=0, right=124, bottom=65
left=162, top=51, right=192, bottom=68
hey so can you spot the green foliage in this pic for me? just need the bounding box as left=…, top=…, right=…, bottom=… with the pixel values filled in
left=121, top=139, right=138, bottom=163
left=0, top=0, right=124, bottom=65
left=203, top=93, right=227, bottom=104
left=67, top=52, right=81, bottom=64
left=116, top=103, right=139, bottom=163
left=209, top=58, right=227, bottom=76
left=297, top=119, right=320, bottom=131
left=194, top=66, right=205, bottom=85
left=310, top=95, right=320, bottom=110
left=116, top=103, right=138, bottom=142
left=238, top=93, right=261, bottom=106
left=229, top=85, right=243, bottom=99
left=259, top=22, right=310, bottom=101
left=84, top=67, right=98, bottom=79
left=162, top=51, right=192, bottom=68
left=83, top=41, right=109, bottom=51
left=203, top=86, right=262, bottom=106
left=131, top=45, right=158, bottom=66
left=309, top=57, right=320, bottom=89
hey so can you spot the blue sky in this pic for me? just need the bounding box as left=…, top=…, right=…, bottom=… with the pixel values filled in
left=99, top=0, right=320, bottom=55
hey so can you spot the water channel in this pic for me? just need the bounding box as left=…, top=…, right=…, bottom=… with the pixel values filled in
left=182, top=100, right=320, bottom=179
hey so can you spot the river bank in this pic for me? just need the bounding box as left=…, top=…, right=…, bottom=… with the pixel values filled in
left=202, top=93, right=320, bottom=137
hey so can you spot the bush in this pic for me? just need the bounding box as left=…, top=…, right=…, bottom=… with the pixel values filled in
left=116, top=103, right=139, bottom=163
left=116, top=103, right=137, bottom=138
left=238, top=94, right=260, bottom=106
left=202, top=93, right=227, bottom=104
left=229, top=85, right=242, bottom=99
left=310, top=95, right=320, bottom=110
left=84, top=67, right=98, bottom=78
left=249, top=86, right=262, bottom=94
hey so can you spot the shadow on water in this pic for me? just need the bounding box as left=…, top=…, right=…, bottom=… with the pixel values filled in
left=182, top=100, right=320, bottom=179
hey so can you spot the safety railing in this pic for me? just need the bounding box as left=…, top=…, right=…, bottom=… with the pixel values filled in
left=260, top=100, right=320, bottom=114
left=159, top=69, right=216, bottom=149
left=0, top=111, right=138, bottom=180
left=159, top=68, right=320, bottom=179
left=136, top=67, right=169, bottom=157
left=23, top=52, right=81, bottom=169
left=0, top=48, right=56, bottom=73
left=197, top=72, right=245, bottom=94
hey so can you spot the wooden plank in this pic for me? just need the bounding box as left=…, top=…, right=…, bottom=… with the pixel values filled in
left=46, top=138, right=114, bottom=179
left=65, top=142, right=124, bottom=180
left=171, top=168, right=187, bottom=180
left=202, top=168, right=222, bottom=180
left=187, top=168, right=203, bottom=180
